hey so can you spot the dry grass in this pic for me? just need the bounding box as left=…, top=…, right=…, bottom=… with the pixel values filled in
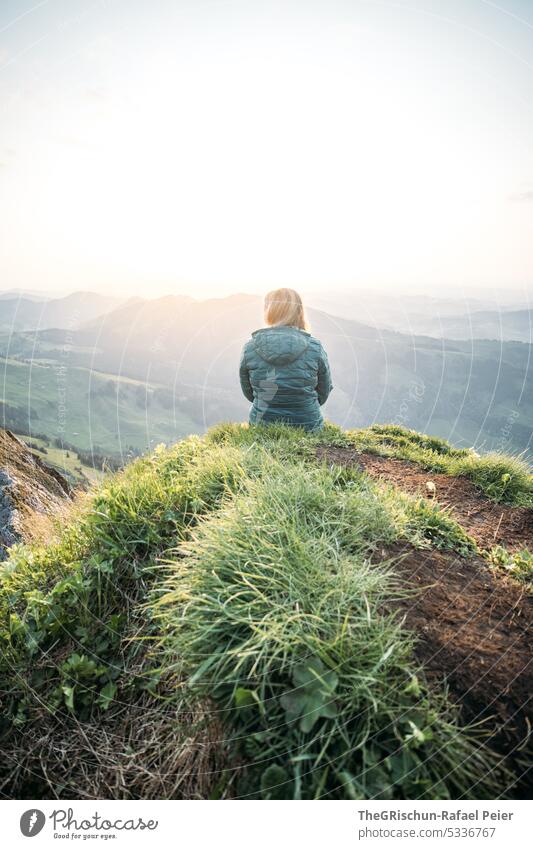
left=1, top=687, right=231, bottom=800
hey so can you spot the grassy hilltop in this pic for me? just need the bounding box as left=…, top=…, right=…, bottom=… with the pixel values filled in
left=0, top=423, right=531, bottom=800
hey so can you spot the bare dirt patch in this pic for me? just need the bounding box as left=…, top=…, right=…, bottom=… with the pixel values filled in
left=386, top=544, right=532, bottom=752
left=316, top=445, right=533, bottom=552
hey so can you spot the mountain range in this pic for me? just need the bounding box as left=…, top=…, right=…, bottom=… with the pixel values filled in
left=0, top=291, right=126, bottom=332
left=305, top=290, right=533, bottom=341
left=0, top=290, right=530, bottom=469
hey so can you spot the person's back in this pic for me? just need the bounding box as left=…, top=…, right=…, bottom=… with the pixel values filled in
left=239, top=288, right=333, bottom=431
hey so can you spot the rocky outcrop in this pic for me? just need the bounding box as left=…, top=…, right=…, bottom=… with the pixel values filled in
left=0, top=429, right=71, bottom=559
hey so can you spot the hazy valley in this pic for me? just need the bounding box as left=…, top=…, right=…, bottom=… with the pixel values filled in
left=0, top=289, right=531, bottom=481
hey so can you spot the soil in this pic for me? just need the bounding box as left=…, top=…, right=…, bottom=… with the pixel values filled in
left=316, top=445, right=533, bottom=552
left=384, top=543, right=532, bottom=771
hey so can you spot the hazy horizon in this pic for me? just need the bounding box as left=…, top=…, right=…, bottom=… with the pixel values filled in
left=1, top=283, right=532, bottom=306
left=0, top=284, right=533, bottom=314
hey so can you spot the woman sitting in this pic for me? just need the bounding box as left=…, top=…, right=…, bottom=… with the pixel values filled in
left=239, top=288, right=333, bottom=431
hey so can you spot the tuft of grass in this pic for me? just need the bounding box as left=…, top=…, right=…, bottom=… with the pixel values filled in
left=351, top=424, right=471, bottom=459
left=0, top=435, right=256, bottom=796
left=207, top=420, right=350, bottom=459
left=454, top=452, right=533, bottom=506
left=379, top=488, right=478, bottom=556
left=344, top=424, right=532, bottom=506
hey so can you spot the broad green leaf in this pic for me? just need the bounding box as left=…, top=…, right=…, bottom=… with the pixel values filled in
left=280, top=657, right=339, bottom=733
left=234, top=687, right=258, bottom=709
left=97, top=681, right=117, bottom=711
left=62, top=685, right=75, bottom=710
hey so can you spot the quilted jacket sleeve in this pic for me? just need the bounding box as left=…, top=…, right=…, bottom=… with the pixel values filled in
left=239, top=346, right=254, bottom=402
left=316, top=345, right=333, bottom=406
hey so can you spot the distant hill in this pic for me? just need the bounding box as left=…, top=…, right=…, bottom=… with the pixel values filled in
left=0, top=288, right=51, bottom=301
left=304, top=289, right=532, bottom=337
left=420, top=308, right=533, bottom=343
left=0, top=291, right=127, bottom=332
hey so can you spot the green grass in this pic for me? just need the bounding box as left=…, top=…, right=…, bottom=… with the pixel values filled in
left=0, top=355, right=197, bottom=456
left=156, top=456, right=502, bottom=799
left=345, top=424, right=533, bottom=506
left=207, top=421, right=532, bottom=505
left=0, top=424, right=518, bottom=799
left=0, top=436, right=256, bottom=722
left=379, top=488, right=477, bottom=557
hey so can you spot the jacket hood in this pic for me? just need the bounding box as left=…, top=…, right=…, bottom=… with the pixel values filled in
left=251, top=326, right=311, bottom=366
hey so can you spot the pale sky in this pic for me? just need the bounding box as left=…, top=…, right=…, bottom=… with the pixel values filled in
left=1, top=0, right=532, bottom=297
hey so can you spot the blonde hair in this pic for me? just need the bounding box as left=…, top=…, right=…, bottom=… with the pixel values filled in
left=264, top=288, right=309, bottom=331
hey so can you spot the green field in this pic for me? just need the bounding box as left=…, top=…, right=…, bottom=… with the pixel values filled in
left=0, top=356, right=199, bottom=458
left=22, top=437, right=104, bottom=484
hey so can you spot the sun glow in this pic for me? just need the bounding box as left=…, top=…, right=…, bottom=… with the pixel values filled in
left=1, top=2, right=532, bottom=295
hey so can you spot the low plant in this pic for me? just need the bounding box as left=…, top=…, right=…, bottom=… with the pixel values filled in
left=380, top=488, right=477, bottom=556
left=485, top=545, right=533, bottom=587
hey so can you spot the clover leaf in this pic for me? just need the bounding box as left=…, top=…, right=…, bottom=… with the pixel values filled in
left=280, top=657, right=338, bottom=733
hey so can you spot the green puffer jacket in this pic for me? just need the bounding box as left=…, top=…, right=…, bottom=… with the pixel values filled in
left=239, top=325, right=333, bottom=431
